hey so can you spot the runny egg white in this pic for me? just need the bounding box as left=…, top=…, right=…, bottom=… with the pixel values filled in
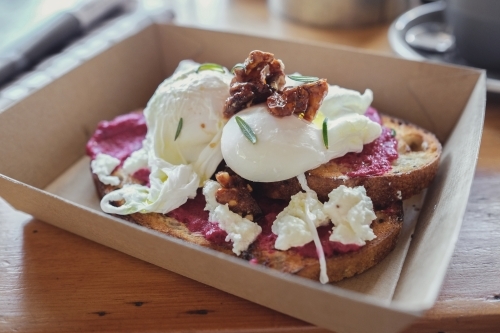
left=101, top=60, right=234, bottom=215
left=144, top=60, right=233, bottom=183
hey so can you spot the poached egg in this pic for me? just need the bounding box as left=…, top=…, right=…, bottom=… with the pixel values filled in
left=220, top=86, right=381, bottom=182
left=100, top=60, right=233, bottom=215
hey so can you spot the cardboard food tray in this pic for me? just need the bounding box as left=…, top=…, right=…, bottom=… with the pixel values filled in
left=0, top=23, right=485, bottom=333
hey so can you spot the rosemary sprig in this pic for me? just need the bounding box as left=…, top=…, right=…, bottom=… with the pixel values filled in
left=322, top=118, right=329, bottom=149
left=235, top=116, right=257, bottom=144
left=196, top=63, right=225, bottom=74
left=288, top=75, right=319, bottom=83
left=174, top=118, right=183, bottom=141
left=231, top=63, right=244, bottom=74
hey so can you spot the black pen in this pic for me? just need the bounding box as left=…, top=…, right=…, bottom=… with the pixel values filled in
left=0, top=0, right=128, bottom=86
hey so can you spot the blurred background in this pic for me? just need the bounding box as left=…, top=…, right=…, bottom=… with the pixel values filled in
left=0, top=0, right=411, bottom=91
left=1, top=0, right=498, bottom=94
left=0, top=0, right=82, bottom=50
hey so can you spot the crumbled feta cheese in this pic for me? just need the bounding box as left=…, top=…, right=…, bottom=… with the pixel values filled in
left=202, top=179, right=221, bottom=212
left=122, top=148, right=148, bottom=175
left=396, top=190, right=402, bottom=200
left=273, top=173, right=330, bottom=284
left=203, top=180, right=262, bottom=255
left=271, top=177, right=377, bottom=284
left=210, top=204, right=262, bottom=256
left=91, top=153, right=120, bottom=186
left=272, top=192, right=328, bottom=250
left=323, top=185, right=376, bottom=246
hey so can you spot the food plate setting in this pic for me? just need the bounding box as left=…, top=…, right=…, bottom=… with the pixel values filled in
left=0, top=20, right=486, bottom=333
left=388, top=1, right=500, bottom=93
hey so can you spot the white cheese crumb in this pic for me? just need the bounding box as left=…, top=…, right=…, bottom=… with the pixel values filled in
left=91, top=153, right=120, bottom=186
left=202, top=179, right=221, bottom=212
left=273, top=173, right=330, bottom=284
left=203, top=180, right=262, bottom=255
left=210, top=204, right=262, bottom=256
left=323, top=185, right=376, bottom=246
left=122, top=148, right=148, bottom=175
left=272, top=192, right=329, bottom=250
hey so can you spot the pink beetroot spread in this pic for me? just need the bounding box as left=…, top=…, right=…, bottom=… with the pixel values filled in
left=168, top=190, right=229, bottom=246
left=333, top=107, right=398, bottom=177
left=87, top=107, right=393, bottom=257
left=167, top=193, right=287, bottom=250
left=251, top=197, right=361, bottom=258
left=168, top=193, right=360, bottom=258
left=86, top=111, right=147, bottom=163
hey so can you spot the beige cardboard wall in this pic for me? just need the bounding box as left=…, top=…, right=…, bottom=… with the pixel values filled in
left=393, top=73, right=486, bottom=307
left=0, top=26, right=164, bottom=189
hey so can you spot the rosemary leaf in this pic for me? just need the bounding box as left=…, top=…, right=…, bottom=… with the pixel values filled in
left=288, top=75, right=319, bottom=83
left=391, top=128, right=396, bottom=137
left=174, top=118, right=183, bottom=141
left=196, top=63, right=225, bottom=73
left=322, top=118, right=329, bottom=149
left=235, top=116, right=257, bottom=144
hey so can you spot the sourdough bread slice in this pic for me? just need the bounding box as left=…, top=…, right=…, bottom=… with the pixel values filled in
left=257, top=115, right=442, bottom=208
left=92, top=169, right=403, bottom=283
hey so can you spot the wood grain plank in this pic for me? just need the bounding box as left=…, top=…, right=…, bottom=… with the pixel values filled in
left=0, top=200, right=314, bottom=332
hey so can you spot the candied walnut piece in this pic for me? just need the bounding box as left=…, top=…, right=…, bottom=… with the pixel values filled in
left=224, top=50, right=285, bottom=118
left=267, top=79, right=328, bottom=121
left=215, top=171, right=262, bottom=220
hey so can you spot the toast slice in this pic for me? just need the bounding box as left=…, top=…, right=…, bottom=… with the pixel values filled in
left=92, top=170, right=403, bottom=283
left=257, top=115, right=442, bottom=208
left=87, top=109, right=436, bottom=283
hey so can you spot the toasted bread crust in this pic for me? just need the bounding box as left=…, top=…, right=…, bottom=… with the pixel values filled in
left=93, top=170, right=403, bottom=283
left=257, top=115, right=441, bottom=208
left=248, top=202, right=403, bottom=282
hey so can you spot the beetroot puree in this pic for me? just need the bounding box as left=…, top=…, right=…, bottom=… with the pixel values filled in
left=252, top=197, right=361, bottom=258
left=86, top=111, right=150, bottom=184
left=86, top=111, right=147, bottom=162
left=333, top=107, right=398, bottom=177
left=167, top=191, right=229, bottom=246
left=168, top=193, right=360, bottom=258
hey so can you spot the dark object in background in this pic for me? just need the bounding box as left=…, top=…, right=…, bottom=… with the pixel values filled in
left=0, top=12, right=81, bottom=86
left=445, top=0, right=500, bottom=70
left=0, top=0, right=127, bottom=87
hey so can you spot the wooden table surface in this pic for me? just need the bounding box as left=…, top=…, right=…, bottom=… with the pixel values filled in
left=1, top=1, right=500, bottom=332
